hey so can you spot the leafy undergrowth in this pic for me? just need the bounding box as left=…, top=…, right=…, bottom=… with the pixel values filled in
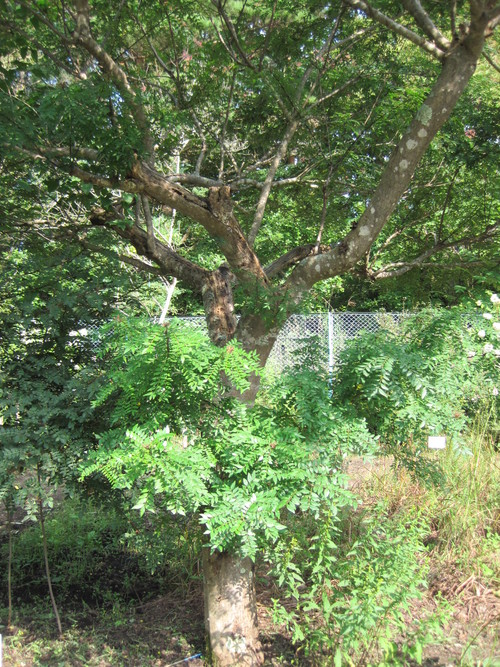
left=2, top=554, right=498, bottom=667
left=344, top=453, right=500, bottom=667
left=1, top=430, right=499, bottom=667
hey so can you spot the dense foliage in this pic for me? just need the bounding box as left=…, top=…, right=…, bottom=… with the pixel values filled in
left=82, top=318, right=375, bottom=557
left=334, top=301, right=499, bottom=455
left=0, top=0, right=498, bottom=317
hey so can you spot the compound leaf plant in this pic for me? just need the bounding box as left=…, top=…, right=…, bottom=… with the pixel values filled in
left=81, top=316, right=376, bottom=662
left=1, top=0, right=499, bottom=664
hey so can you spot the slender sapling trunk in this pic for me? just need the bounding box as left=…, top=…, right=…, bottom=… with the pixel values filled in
left=6, top=502, right=13, bottom=629
left=37, top=467, right=63, bottom=637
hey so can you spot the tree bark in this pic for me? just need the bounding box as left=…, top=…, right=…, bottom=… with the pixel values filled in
left=202, top=310, right=279, bottom=665
left=234, top=312, right=282, bottom=403
left=203, top=550, right=264, bottom=667
left=203, top=268, right=237, bottom=346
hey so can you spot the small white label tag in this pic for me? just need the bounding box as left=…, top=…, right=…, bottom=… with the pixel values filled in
left=428, top=436, right=446, bottom=450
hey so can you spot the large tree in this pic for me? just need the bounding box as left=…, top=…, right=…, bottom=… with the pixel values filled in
left=1, top=1, right=499, bottom=664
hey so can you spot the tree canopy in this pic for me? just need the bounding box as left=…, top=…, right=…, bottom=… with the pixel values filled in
left=1, top=1, right=499, bottom=341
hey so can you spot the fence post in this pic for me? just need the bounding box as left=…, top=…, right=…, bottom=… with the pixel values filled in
left=328, top=311, right=334, bottom=392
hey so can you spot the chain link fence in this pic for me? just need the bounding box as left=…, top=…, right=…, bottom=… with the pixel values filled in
left=84, top=312, right=405, bottom=372
left=270, top=312, right=405, bottom=372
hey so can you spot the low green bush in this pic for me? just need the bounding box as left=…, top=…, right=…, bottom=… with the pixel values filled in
left=0, top=497, right=165, bottom=606
left=265, top=486, right=450, bottom=666
left=333, top=306, right=499, bottom=473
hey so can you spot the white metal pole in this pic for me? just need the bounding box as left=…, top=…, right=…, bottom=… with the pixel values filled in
left=328, top=311, right=334, bottom=393
left=159, top=277, right=178, bottom=324
left=1, top=632, right=3, bottom=667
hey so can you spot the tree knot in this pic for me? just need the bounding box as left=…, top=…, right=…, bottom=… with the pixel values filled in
left=208, top=185, right=233, bottom=218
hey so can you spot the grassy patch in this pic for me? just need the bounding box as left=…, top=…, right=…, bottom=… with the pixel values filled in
left=346, top=415, right=500, bottom=666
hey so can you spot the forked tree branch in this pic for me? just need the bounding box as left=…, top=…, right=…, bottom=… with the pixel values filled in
left=286, top=15, right=490, bottom=301
left=306, top=76, right=361, bottom=112
left=212, top=0, right=256, bottom=70
left=247, top=118, right=299, bottom=247
left=401, top=0, right=451, bottom=51
left=367, top=223, right=499, bottom=279
left=69, top=164, right=123, bottom=190
left=247, top=14, right=355, bottom=247
left=167, top=173, right=224, bottom=188
left=18, top=0, right=68, bottom=41
left=344, top=0, right=447, bottom=60
left=13, top=137, right=268, bottom=287
left=72, top=0, right=155, bottom=158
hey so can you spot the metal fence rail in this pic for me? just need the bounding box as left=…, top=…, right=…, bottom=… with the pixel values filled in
left=86, top=312, right=404, bottom=372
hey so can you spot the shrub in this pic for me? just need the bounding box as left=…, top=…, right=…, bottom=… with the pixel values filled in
left=270, top=505, right=435, bottom=666
left=333, top=307, right=499, bottom=471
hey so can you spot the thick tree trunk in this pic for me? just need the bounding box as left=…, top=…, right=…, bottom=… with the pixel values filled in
left=202, top=308, right=277, bottom=665
left=235, top=312, right=282, bottom=403
left=202, top=268, right=237, bottom=346
left=203, top=550, right=264, bottom=667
